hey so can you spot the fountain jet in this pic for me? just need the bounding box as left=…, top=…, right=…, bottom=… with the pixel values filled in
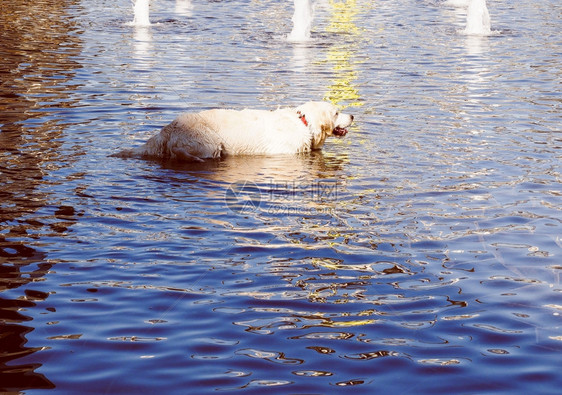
left=131, top=0, right=151, bottom=26
left=462, top=0, right=491, bottom=35
left=287, top=0, right=313, bottom=42
left=444, top=0, right=469, bottom=7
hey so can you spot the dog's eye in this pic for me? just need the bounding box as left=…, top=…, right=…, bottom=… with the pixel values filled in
left=335, top=112, right=339, bottom=116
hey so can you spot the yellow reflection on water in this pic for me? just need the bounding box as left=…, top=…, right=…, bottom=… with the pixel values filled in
left=327, top=0, right=362, bottom=36
left=324, top=0, right=364, bottom=109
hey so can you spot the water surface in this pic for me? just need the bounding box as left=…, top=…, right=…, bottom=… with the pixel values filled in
left=1, top=0, right=561, bottom=393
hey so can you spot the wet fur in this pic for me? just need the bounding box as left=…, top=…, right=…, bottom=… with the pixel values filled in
left=113, top=101, right=353, bottom=162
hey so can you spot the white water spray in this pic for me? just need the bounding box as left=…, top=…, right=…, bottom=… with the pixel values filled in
left=462, top=0, right=491, bottom=35
left=444, top=0, right=469, bottom=7
left=287, top=0, right=314, bottom=42
left=175, top=0, right=193, bottom=17
left=131, top=0, right=151, bottom=26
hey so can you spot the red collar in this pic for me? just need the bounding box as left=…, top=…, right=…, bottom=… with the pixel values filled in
left=297, top=111, right=308, bottom=127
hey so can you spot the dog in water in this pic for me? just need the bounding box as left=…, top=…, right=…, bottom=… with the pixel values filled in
left=113, top=101, right=353, bottom=161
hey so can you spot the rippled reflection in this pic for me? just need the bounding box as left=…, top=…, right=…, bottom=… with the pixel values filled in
left=324, top=0, right=364, bottom=108
left=1, top=0, right=561, bottom=393
left=0, top=0, right=83, bottom=389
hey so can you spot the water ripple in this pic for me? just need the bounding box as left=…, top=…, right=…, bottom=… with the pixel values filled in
left=1, top=0, right=560, bottom=393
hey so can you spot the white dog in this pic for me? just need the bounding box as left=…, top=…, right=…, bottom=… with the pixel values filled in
left=114, top=101, right=353, bottom=161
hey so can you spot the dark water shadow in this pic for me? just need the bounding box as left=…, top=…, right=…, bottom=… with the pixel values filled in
left=0, top=0, right=84, bottom=390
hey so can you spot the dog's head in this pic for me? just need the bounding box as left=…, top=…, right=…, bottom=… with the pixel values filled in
left=296, top=101, right=354, bottom=149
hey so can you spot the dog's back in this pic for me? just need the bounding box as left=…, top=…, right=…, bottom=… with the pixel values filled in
left=111, top=102, right=347, bottom=161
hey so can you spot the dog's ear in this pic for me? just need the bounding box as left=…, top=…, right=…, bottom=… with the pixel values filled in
left=312, top=108, right=335, bottom=136
left=320, top=121, right=333, bottom=135
left=296, top=102, right=334, bottom=135
left=297, top=103, right=337, bottom=149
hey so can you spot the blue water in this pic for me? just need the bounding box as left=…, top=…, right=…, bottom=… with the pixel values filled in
left=1, top=0, right=561, bottom=393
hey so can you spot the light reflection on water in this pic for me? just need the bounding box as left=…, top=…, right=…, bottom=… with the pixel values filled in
left=0, top=0, right=561, bottom=393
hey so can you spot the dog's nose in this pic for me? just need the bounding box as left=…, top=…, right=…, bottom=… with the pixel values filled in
left=350, top=115, right=354, bottom=121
